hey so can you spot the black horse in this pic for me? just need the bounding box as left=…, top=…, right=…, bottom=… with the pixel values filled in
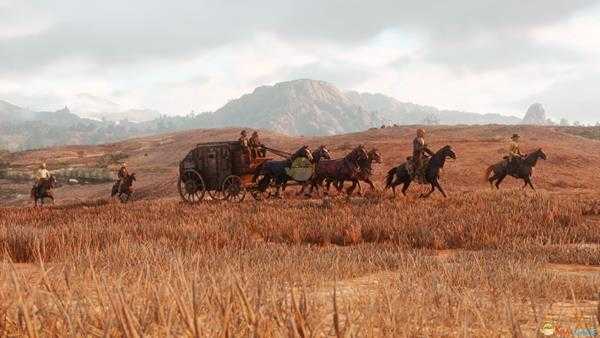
left=31, top=175, right=57, bottom=207
left=485, top=148, right=547, bottom=190
left=253, top=146, right=314, bottom=198
left=385, top=145, right=456, bottom=198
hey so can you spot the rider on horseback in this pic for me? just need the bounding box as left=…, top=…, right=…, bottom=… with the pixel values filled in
left=411, top=129, right=434, bottom=181
left=117, top=162, right=129, bottom=192
left=507, top=133, right=523, bottom=172
left=33, top=163, right=50, bottom=191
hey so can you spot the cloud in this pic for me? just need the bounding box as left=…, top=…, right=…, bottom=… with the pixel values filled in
left=1, top=0, right=600, bottom=120
left=1, top=0, right=596, bottom=74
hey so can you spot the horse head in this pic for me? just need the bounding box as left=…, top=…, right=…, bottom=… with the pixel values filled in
left=314, top=145, right=332, bottom=162
left=439, top=145, right=456, bottom=160
left=367, top=148, right=382, bottom=164
left=128, top=173, right=137, bottom=184
left=536, top=148, right=547, bottom=160
left=292, top=145, right=314, bottom=163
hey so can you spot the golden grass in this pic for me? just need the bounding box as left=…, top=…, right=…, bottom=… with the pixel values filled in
left=1, top=191, right=599, bottom=336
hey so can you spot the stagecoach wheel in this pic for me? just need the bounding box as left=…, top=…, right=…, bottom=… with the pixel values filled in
left=207, top=188, right=225, bottom=201
left=223, top=175, right=246, bottom=203
left=178, top=170, right=205, bottom=204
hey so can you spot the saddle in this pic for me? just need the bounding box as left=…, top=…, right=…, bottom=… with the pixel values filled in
left=407, top=157, right=430, bottom=184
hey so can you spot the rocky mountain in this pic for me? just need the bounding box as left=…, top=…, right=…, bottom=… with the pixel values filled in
left=0, top=100, right=33, bottom=123
left=345, top=91, right=522, bottom=125
left=522, top=103, right=552, bottom=125
left=71, top=94, right=161, bottom=122
left=210, top=80, right=383, bottom=135
left=1, top=79, right=531, bottom=150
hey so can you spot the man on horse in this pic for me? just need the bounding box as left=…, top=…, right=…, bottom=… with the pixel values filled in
left=33, top=162, right=50, bottom=191
left=506, top=133, right=523, bottom=172
left=248, top=131, right=266, bottom=158
left=411, top=128, right=434, bottom=181
left=117, top=162, right=130, bottom=192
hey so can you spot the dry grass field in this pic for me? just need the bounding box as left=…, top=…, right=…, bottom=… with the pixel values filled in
left=1, top=125, right=600, bottom=336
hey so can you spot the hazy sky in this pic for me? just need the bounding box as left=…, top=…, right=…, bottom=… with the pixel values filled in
left=1, top=0, right=599, bottom=122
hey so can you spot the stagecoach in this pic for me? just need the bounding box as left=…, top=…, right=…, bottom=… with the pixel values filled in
left=177, top=141, right=314, bottom=203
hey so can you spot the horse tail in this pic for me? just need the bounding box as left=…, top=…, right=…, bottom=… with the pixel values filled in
left=385, top=167, right=397, bottom=189
left=484, top=165, right=494, bottom=181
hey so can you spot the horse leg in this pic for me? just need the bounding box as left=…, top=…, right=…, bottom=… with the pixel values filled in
left=356, top=182, right=363, bottom=196
left=346, top=180, right=358, bottom=197
left=367, top=179, right=376, bottom=192
left=525, top=177, right=535, bottom=190
left=495, top=174, right=507, bottom=189
left=420, top=184, right=436, bottom=198
left=435, top=181, right=448, bottom=198
left=402, top=181, right=410, bottom=197
left=488, top=174, right=497, bottom=189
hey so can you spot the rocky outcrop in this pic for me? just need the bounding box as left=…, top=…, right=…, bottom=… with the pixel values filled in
left=522, top=103, right=550, bottom=125
left=211, top=79, right=383, bottom=136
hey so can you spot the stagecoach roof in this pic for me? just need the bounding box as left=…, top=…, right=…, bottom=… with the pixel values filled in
left=194, top=140, right=240, bottom=148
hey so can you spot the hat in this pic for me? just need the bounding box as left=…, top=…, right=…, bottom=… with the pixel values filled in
left=417, top=128, right=426, bottom=136
left=241, top=130, right=247, bottom=135
left=511, top=134, right=520, bottom=140
left=40, top=163, right=47, bottom=169
left=252, top=131, right=258, bottom=135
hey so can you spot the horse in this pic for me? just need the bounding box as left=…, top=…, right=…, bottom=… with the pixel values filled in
left=111, top=173, right=136, bottom=202
left=31, top=175, right=56, bottom=207
left=385, top=145, right=456, bottom=198
left=484, top=149, right=546, bottom=190
left=296, top=145, right=333, bottom=196
left=340, top=148, right=382, bottom=195
left=253, top=146, right=314, bottom=198
left=309, top=145, right=369, bottom=196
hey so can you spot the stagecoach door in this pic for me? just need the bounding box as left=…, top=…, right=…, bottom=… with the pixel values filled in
left=204, top=145, right=231, bottom=190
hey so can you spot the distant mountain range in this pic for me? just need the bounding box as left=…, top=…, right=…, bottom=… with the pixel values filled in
left=1, top=79, right=529, bottom=151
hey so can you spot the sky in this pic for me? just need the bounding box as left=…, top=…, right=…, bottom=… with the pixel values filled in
left=1, top=0, right=599, bottom=123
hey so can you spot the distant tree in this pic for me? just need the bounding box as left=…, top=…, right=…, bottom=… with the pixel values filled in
left=573, top=121, right=582, bottom=126
left=596, top=122, right=600, bottom=127
left=559, top=118, right=570, bottom=126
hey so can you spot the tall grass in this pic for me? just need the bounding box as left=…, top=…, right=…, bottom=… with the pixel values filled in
left=1, top=190, right=599, bottom=336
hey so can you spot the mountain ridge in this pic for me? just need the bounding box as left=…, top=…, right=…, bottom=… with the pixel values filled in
left=1, top=79, right=529, bottom=150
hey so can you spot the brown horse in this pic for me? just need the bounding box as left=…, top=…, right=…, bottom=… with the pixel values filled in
left=111, top=173, right=136, bottom=202
left=338, top=148, right=382, bottom=195
left=309, top=146, right=368, bottom=196
left=31, top=175, right=56, bottom=207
